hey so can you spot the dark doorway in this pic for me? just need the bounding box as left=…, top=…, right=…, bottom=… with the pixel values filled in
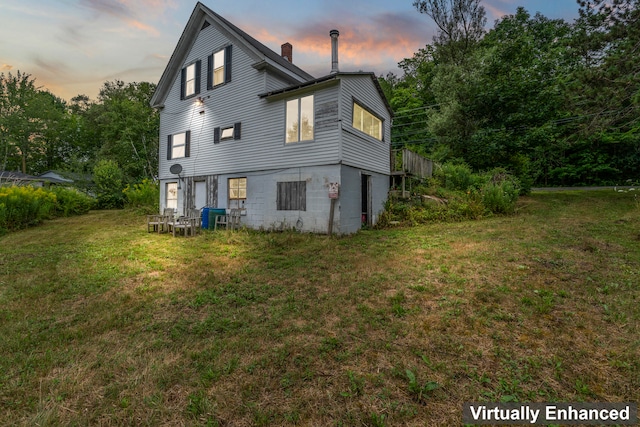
left=361, top=173, right=371, bottom=227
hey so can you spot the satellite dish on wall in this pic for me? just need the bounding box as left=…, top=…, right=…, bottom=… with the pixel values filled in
left=169, top=164, right=183, bottom=175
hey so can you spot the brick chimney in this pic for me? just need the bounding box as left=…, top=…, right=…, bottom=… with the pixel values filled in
left=281, top=42, right=293, bottom=63
left=330, top=29, right=339, bottom=74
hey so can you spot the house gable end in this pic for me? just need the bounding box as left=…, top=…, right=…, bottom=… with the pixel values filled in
left=151, top=2, right=313, bottom=108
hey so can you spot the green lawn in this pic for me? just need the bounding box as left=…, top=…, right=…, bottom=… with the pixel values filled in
left=1, top=190, right=638, bottom=426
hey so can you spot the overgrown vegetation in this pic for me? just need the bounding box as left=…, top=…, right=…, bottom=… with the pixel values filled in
left=383, top=0, right=640, bottom=187
left=0, top=185, right=94, bottom=233
left=93, top=159, right=125, bottom=209
left=380, top=163, right=521, bottom=226
left=1, top=190, right=637, bottom=425
left=123, top=178, right=159, bottom=214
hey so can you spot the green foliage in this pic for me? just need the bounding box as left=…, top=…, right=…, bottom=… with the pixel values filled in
left=435, top=162, right=485, bottom=192
left=49, top=186, right=95, bottom=217
left=123, top=179, right=159, bottom=213
left=481, top=170, right=521, bottom=214
left=0, top=185, right=56, bottom=231
left=379, top=163, right=520, bottom=226
left=0, top=185, right=95, bottom=233
left=0, top=71, right=69, bottom=174
left=405, top=369, right=439, bottom=401
left=93, top=159, right=125, bottom=209
left=388, top=3, right=640, bottom=187
left=94, top=80, right=160, bottom=181
left=1, top=73, right=158, bottom=184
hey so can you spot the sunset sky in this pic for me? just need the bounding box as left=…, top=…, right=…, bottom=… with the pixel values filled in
left=1, top=0, right=580, bottom=101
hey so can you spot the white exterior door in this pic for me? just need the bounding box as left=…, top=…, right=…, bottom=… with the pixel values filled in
left=195, top=181, right=206, bottom=209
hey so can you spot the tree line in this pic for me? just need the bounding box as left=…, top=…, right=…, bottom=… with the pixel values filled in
left=0, top=74, right=158, bottom=184
left=2, top=0, right=638, bottom=190
left=381, top=0, right=639, bottom=189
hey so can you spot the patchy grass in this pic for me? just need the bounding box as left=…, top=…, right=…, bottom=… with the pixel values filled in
left=0, top=190, right=638, bottom=425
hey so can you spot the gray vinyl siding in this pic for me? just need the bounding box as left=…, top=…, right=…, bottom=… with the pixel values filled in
left=265, top=73, right=293, bottom=92
left=217, top=165, right=341, bottom=234
left=339, top=75, right=391, bottom=176
left=159, top=23, right=341, bottom=182
left=339, top=165, right=388, bottom=233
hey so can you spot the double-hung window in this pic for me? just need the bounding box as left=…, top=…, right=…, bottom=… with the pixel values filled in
left=166, top=182, right=178, bottom=211
left=207, top=46, right=232, bottom=89
left=286, top=95, right=314, bottom=143
left=181, top=61, right=201, bottom=99
left=228, top=177, right=247, bottom=209
left=353, top=101, right=382, bottom=141
left=167, top=131, right=190, bottom=160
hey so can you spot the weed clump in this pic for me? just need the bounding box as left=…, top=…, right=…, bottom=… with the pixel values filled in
left=379, top=163, right=521, bottom=227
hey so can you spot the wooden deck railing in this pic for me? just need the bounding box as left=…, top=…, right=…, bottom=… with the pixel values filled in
left=391, top=149, right=433, bottom=178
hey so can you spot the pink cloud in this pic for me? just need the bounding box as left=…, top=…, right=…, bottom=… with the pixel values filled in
left=244, top=11, right=428, bottom=73
left=484, top=3, right=510, bottom=21
left=126, top=19, right=160, bottom=36
left=79, top=0, right=161, bottom=36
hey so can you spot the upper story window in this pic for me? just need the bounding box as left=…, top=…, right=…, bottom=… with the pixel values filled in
left=286, top=95, right=314, bottom=144
left=181, top=61, right=201, bottom=99
left=214, top=122, right=241, bottom=144
left=353, top=101, right=382, bottom=141
left=167, top=131, right=190, bottom=160
left=213, top=50, right=225, bottom=86
left=207, top=46, right=232, bottom=89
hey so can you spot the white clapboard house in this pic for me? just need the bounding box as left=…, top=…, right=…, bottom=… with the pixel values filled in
left=151, top=2, right=392, bottom=234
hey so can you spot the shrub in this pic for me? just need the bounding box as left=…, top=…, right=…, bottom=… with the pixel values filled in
left=435, top=162, right=485, bottom=192
left=94, top=160, right=125, bottom=209
left=123, top=179, right=159, bottom=213
left=481, top=169, right=521, bottom=214
left=378, top=163, right=521, bottom=227
left=0, top=185, right=57, bottom=231
left=49, top=186, right=95, bottom=217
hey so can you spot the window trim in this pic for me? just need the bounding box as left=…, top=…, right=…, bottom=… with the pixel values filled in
left=351, top=98, right=384, bottom=141
left=167, top=131, right=191, bottom=160
left=166, top=182, right=178, bottom=211
left=207, top=45, right=233, bottom=90
left=228, top=177, right=247, bottom=209
left=285, top=94, right=315, bottom=144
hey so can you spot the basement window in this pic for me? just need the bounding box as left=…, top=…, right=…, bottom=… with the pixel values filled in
left=277, top=181, right=306, bottom=211
left=166, top=182, right=178, bottom=211
left=228, top=177, right=247, bottom=209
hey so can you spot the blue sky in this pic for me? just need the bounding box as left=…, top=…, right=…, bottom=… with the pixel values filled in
left=0, top=0, right=580, bottom=101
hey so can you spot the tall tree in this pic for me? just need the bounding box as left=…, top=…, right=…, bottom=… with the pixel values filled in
left=384, top=46, right=439, bottom=153
left=93, top=80, right=159, bottom=181
left=413, top=0, right=486, bottom=64
left=0, top=72, right=65, bottom=174
left=566, top=0, right=640, bottom=183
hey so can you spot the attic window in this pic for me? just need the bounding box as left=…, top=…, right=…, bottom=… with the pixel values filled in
left=213, top=50, right=225, bottom=86
left=181, top=61, right=201, bottom=99
left=207, top=46, right=233, bottom=89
